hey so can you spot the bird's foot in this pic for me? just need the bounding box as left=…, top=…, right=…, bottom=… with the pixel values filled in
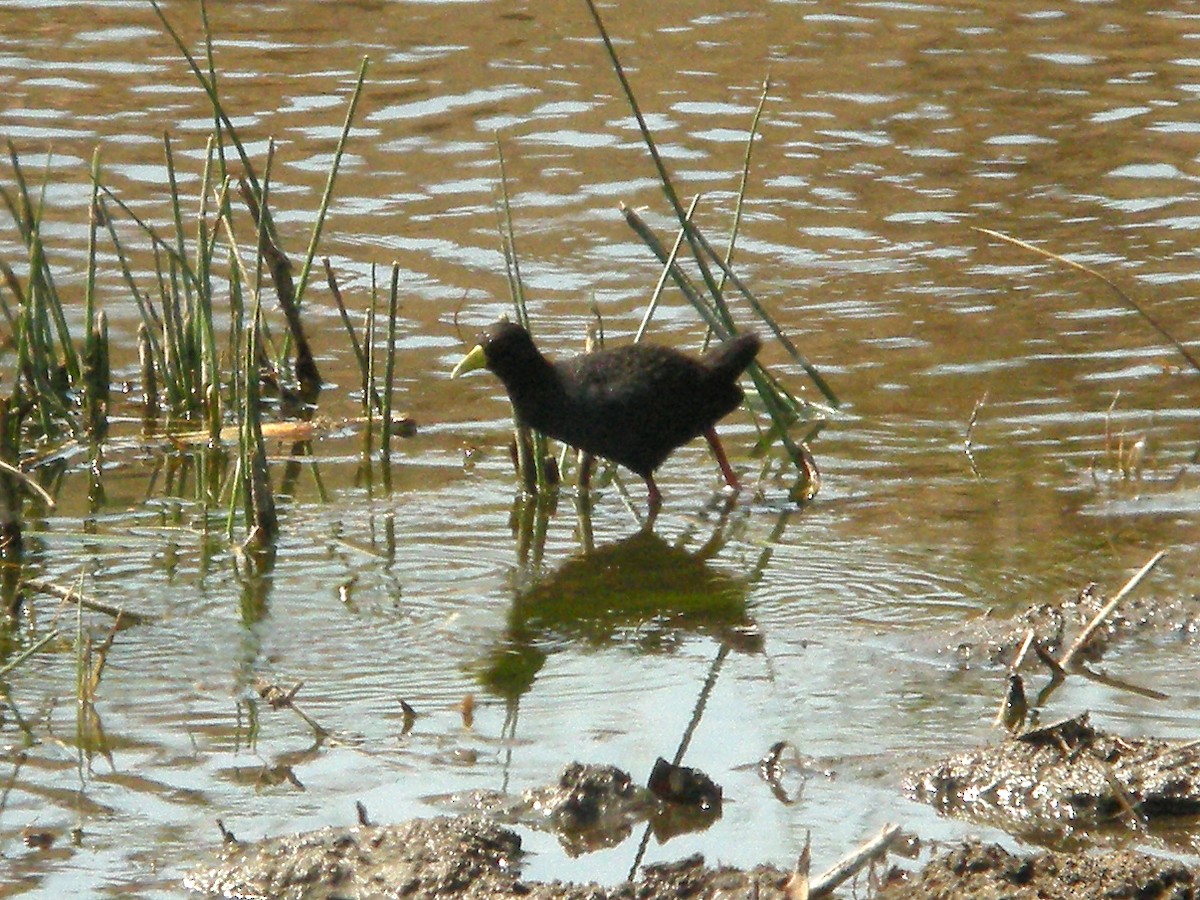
left=704, top=427, right=741, bottom=491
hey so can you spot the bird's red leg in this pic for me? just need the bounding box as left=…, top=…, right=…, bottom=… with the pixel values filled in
left=704, top=427, right=741, bottom=490
left=644, top=475, right=663, bottom=511
left=578, top=451, right=593, bottom=493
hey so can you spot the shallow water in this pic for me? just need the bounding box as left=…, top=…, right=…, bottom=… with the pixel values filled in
left=1, top=0, right=1199, bottom=896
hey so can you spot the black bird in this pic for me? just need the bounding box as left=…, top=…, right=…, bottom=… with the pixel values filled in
left=452, top=321, right=760, bottom=507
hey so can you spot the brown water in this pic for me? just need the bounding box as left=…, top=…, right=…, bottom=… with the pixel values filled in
left=1, top=0, right=1199, bottom=896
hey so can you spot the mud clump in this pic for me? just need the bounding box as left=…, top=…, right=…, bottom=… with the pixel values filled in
left=906, top=713, right=1200, bottom=840
left=446, top=762, right=719, bottom=855
left=185, top=816, right=528, bottom=900
left=877, top=840, right=1200, bottom=900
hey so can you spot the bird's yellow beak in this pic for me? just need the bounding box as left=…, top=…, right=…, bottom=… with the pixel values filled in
left=451, top=344, right=488, bottom=378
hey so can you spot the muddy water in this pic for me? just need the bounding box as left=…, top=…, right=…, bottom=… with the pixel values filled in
left=1, top=0, right=1199, bottom=896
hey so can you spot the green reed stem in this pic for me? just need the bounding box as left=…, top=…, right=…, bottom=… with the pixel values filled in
left=294, top=56, right=370, bottom=308
left=380, top=263, right=400, bottom=460
left=689, top=223, right=838, bottom=407
left=495, top=138, right=529, bottom=330
left=151, top=1, right=265, bottom=207
left=635, top=195, right=700, bottom=344
left=363, top=268, right=378, bottom=456
left=6, top=145, right=80, bottom=385
left=197, top=136, right=219, bottom=422
left=84, top=148, right=102, bottom=371
left=718, top=77, right=770, bottom=299
left=495, top=137, right=549, bottom=493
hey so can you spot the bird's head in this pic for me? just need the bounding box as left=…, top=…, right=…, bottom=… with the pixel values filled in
left=452, top=320, right=543, bottom=381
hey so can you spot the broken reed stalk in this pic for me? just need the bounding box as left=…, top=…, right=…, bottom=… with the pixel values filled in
left=84, top=147, right=102, bottom=380
left=1059, top=549, right=1168, bottom=669
left=963, top=391, right=988, bottom=478
left=83, top=310, right=110, bottom=442
left=218, top=195, right=277, bottom=546
left=974, top=227, right=1200, bottom=375
left=243, top=303, right=278, bottom=547
left=323, top=257, right=382, bottom=413
left=138, top=323, right=159, bottom=418
left=0, top=400, right=24, bottom=557
left=809, top=823, right=904, bottom=898
left=256, top=679, right=330, bottom=738
left=0, top=459, right=54, bottom=510
left=197, top=136, right=222, bottom=427
left=363, top=268, right=379, bottom=455
left=238, top=177, right=322, bottom=396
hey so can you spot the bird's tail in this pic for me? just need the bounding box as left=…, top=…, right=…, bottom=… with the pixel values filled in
left=703, top=332, right=761, bottom=381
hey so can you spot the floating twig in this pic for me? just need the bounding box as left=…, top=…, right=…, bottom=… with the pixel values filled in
left=256, top=679, right=329, bottom=738
left=964, top=392, right=987, bottom=478
left=22, top=576, right=152, bottom=625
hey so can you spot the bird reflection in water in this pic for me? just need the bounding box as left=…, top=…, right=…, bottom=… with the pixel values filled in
left=477, top=496, right=769, bottom=703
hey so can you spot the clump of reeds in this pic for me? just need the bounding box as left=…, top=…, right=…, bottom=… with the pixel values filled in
left=0, top=0, right=371, bottom=548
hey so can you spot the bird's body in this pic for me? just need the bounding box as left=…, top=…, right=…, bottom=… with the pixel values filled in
left=453, top=321, right=760, bottom=507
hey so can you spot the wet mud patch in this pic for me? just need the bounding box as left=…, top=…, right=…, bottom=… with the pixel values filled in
left=186, top=813, right=886, bottom=900
left=906, top=713, right=1200, bottom=848
left=186, top=813, right=1200, bottom=900
left=187, top=763, right=891, bottom=900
